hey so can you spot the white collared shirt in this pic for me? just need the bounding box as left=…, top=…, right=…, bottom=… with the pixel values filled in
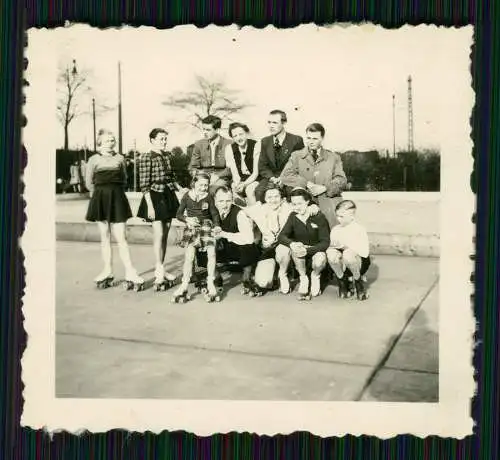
left=273, top=130, right=286, bottom=147
left=239, top=145, right=251, bottom=175
left=209, top=136, right=221, bottom=165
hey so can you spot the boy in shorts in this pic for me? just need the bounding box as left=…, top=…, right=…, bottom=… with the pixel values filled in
left=326, top=200, right=370, bottom=300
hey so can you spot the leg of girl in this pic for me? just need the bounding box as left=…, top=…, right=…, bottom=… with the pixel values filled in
left=275, top=244, right=291, bottom=294
left=291, top=254, right=310, bottom=300
left=111, top=222, right=145, bottom=291
left=204, top=246, right=221, bottom=302
left=161, top=220, right=177, bottom=282
left=310, top=252, right=327, bottom=297
left=94, top=221, right=114, bottom=288
left=172, top=244, right=195, bottom=303
left=152, top=220, right=175, bottom=290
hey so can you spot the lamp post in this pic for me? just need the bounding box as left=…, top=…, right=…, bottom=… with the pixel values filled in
left=92, top=97, right=97, bottom=153
left=392, top=94, right=396, bottom=157
left=118, top=61, right=123, bottom=156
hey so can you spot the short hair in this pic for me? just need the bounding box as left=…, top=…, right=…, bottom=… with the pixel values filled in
left=228, top=122, right=250, bottom=138
left=190, top=171, right=210, bottom=189
left=269, top=110, right=287, bottom=123
left=306, top=123, right=325, bottom=138
left=149, top=128, right=168, bottom=141
left=201, top=115, right=222, bottom=130
left=335, top=199, right=357, bottom=213
left=96, top=129, right=115, bottom=147
left=213, top=185, right=232, bottom=198
left=289, top=187, right=312, bottom=203
left=262, top=182, right=284, bottom=203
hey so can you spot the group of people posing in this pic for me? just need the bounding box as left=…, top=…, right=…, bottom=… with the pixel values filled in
left=84, top=109, right=371, bottom=302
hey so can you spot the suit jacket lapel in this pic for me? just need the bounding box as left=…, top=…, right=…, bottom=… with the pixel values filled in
left=278, top=133, right=291, bottom=169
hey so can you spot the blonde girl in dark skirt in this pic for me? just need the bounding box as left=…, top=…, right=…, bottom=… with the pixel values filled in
left=136, top=128, right=182, bottom=290
left=85, top=129, right=144, bottom=290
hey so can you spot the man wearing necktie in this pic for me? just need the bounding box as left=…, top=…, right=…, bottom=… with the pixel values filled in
left=280, top=123, right=348, bottom=227
left=254, top=109, right=305, bottom=203
left=189, top=115, right=233, bottom=194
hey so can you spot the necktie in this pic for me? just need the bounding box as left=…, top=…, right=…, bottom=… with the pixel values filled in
left=311, top=150, right=318, bottom=162
left=274, top=137, right=281, bottom=163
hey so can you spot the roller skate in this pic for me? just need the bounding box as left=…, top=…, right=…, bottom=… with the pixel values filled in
left=248, top=281, right=265, bottom=297
left=153, top=265, right=175, bottom=292
left=122, top=270, right=145, bottom=292
left=310, top=272, right=322, bottom=297
left=94, top=270, right=114, bottom=289
left=204, top=276, right=221, bottom=303
left=337, top=274, right=351, bottom=299
left=278, top=273, right=290, bottom=294
left=194, top=270, right=208, bottom=294
left=354, top=278, right=368, bottom=301
left=297, top=275, right=311, bottom=301
left=171, top=281, right=192, bottom=304
left=240, top=280, right=253, bottom=296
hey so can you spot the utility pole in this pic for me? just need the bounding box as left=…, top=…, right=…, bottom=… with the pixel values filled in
left=392, top=94, right=396, bottom=157
left=133, top=139, right=137, bottom=192
left=407, top=75, right=414, bottom=153
left=92, top=97, right=97, bottom=153
left=118, top=61, right=123, bottom=156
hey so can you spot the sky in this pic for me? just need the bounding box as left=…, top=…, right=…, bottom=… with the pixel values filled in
left=56, top=24, right=471, bottom=153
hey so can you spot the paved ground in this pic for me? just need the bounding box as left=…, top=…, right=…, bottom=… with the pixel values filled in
left=56, top=241, right=439, bottom=402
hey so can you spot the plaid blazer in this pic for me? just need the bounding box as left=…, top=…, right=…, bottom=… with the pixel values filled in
left=138, top=151, right=178, bottom=193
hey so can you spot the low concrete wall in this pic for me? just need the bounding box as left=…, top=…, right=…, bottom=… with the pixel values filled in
left=56, top=192, right=440, bottom=257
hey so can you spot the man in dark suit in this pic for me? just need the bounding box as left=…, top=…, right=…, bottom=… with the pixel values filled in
left=254, top=109, right=305, bottom=202
left=189, top=115, right=233, bottom=193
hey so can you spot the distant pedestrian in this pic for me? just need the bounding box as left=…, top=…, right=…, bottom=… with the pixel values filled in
left=69, top=160, right=81, bottom=193
left=85, top=129, right=144, bottom=291
left=327, top=199, right=370, bottom=301
left=136, top=128, right=184, bottom=290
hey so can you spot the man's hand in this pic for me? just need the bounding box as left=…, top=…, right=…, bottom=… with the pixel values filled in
left=270, top=176, right=281, bottom=186
left=290, top=242, right=307, bottom=258
left=308, top=204, right=320, bottom=215
left=262, top=233, right=276, bottom=248
left=235, top=182, right=246, bottom=194
left=307, top=182, right=326, bottom=196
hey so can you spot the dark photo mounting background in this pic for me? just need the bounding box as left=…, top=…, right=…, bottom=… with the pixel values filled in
left=0, top=1, right=496, bottom=459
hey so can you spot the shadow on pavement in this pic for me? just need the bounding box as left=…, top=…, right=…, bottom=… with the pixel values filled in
left=361, top=309, right=439, bottom=402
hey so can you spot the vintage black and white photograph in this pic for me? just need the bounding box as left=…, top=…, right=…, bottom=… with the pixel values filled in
left=22, top=24, right=474, bottom=436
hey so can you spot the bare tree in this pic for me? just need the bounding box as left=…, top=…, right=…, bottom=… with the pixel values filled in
left=57, top=60, right=92, bottom=150
left=162, top=74, right=251, bottom=131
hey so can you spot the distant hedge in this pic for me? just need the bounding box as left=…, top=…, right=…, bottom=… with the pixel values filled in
left=55, top=147, right=440, bottom=192
left=341, top=149, right=440, bottom=191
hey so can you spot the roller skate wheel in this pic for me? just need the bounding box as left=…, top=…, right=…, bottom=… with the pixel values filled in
left=249, top=291, right=256, bottom=297
left=217, top=287, right=223, bottom=294
left=123, top=282, right=130, bottom=290
left=201, top=287, right=208, bottom=294
left=179, top=297, right=186, bottom=304
left=215, top=296, right=221, bottom=302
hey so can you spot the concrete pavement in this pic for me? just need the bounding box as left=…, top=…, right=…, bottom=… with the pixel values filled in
left=56, top=241, right=439, bottom=401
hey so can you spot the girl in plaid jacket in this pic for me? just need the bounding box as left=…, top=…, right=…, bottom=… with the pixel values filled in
left=136, top=128, right=183, bottom=291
